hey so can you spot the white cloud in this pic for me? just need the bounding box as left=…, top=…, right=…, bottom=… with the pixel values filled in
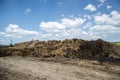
left=1, top=10, right=120, bottom=43
left=0, top=32, right=6, bottom=35
left=83, top=22, right=92, bottom=29
left=90, top=25, right=120, bottom=33
left=38, top=15, right=120, bottom=41
left=39, top=17, right=88, bottom=40
left=84, top=4, right=96, bottom=11
left=40, top=21, right=65, bottom=32
left=25, top=8, right=31, bottom=14
left=61, top=18, right=85, bottom=27
left=88, top=10, right=120, bottom=41
left=94, top=14, right=109, bottom=24
left=89, top=24, right=120, bottom=41
left=39, top=17, right=85, bottom=32
left=2, top=24, right=39, bottom=38
left=110, top=11, right=120, bottom=26
left=94, top=11, right=120, bottom=27
left=106, top=5, right=112, bottom=9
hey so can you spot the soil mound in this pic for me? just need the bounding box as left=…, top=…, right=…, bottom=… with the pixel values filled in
left=78, top=39, right=119, bottom=58
left=6, top=39, right=120, bottom=59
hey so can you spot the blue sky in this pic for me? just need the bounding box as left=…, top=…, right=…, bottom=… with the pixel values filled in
left=0, top=0, right=120, bottom=44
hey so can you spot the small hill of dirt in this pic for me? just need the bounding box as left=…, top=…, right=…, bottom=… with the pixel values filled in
left=78, top=39, right=120, bottom=59
left=6, top=39, right=120, bottom=59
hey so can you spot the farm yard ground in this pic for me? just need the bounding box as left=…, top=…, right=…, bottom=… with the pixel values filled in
left=0, top=56, right=120, bottom=80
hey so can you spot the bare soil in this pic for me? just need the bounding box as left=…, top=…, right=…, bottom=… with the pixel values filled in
left=0, top=56, right=120, bottom=80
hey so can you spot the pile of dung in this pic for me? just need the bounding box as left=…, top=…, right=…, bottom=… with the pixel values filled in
left=78, top=39, right=119, bottom=58
left=6, top=39, right=120, bottom=59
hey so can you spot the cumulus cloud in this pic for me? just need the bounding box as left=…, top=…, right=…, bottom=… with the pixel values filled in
left=94, top=11, right=120, bottom=27
left=25, top=8, right=31, bottom=14
left=40, top=21, right=65, bottom=32
left=90, top=25, right=120, bottom=33
left=89, top=24, right=120, bottom=41
left=61, top=18, right=85, bottom=27
left=106, top=5, right=112, bottom=9
left=38, top=17, right=88, bottom=40
left=1, top=24, right=39, bottom=38
left=84, top=4, right=96, bottom=11
left=94, top=14, right=109, bottom=24
left=39, top=17, right=85, bottom=32
left=38, top=12, right=120, bottom=41
left=1, top=10, right=120, bottom=42
left=88, top=10, right=120, bottom=41
left=0, top=32, right=6, bottom=35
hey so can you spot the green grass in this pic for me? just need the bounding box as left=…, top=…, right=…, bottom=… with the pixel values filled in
left=113, top=42, right=120, bottom=46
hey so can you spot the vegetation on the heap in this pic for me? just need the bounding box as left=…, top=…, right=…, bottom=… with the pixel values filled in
left=6, top=39, right=120, bottom=59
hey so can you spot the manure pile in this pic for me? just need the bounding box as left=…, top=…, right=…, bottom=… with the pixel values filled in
left=6, top=39, right=120, bottom=59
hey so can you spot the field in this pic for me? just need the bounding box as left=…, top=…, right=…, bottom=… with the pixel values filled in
left=0, top=56, right=120, bottom=80
left=113, top=42, right=120, bottom=46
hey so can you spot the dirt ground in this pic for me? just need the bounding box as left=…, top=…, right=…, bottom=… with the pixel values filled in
left=0, top=56, right=120, bottom=80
